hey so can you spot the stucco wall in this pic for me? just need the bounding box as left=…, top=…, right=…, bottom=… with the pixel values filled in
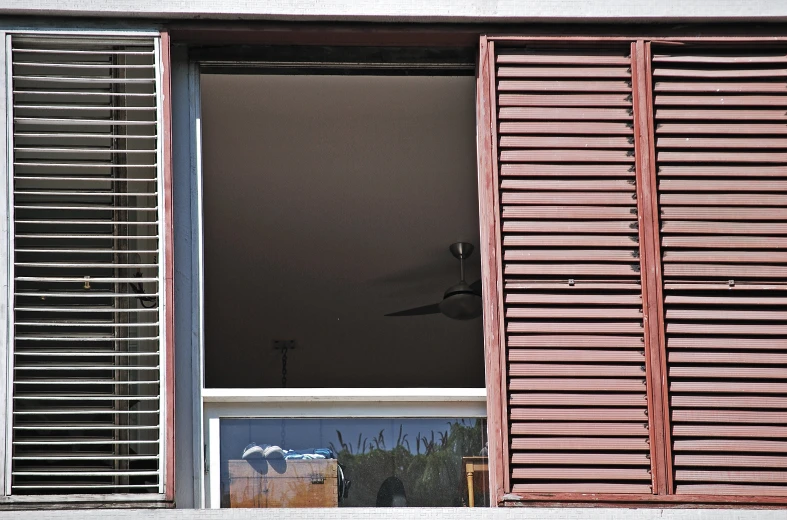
left=0, top=0, right=786, bottom=22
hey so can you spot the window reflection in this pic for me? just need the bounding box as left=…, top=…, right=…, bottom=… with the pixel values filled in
left=219, top=418, right=489, bottom=508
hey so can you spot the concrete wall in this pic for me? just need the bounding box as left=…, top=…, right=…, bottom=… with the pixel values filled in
left=0, top=0, right=786, bottom=22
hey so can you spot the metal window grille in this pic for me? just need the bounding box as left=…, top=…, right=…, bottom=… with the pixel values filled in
left=7, top=34, right=165, bottom=495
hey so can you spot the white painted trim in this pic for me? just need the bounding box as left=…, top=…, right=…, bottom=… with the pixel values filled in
left=3, top=32, right=13, bottom=498
left=153, top=34, right=167, bottom=497
left=0, top=0, right=787, bottom=22
left=4, top=29, right=160, bottom=36
left=0, top=30, right=8, bottom=499
left=191, top=61, right=206, bottom=509
left=206, top=416, right=220, bottom=509
left=202, top=387, right=487, bottom=403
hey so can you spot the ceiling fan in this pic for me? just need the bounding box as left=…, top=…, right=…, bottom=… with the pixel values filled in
left=385, top=242, right=482, bottom=321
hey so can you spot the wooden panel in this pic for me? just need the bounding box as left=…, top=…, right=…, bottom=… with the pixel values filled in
left=228, top=460, right=338, bottom=508
left=653, top=43, right=787, bottom=498
left=495, top=44, right=653, bottom=497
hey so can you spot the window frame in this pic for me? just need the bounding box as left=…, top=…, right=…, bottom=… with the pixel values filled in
left=202, top=388, right=488, bottom=508
left=189, top=47, right=491, bottom=509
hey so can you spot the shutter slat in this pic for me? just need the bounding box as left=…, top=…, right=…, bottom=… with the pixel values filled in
left=501, top=150, right=634, bottom=162
left=657, top=123, right=787, bottom=135
left=512, top=468, right=650, bottom=479
left=511, top=408, right=647, bottom=421
left=513, top=484, right=654, bottom=494
left=507, top=294, right=641, bottom=305
left=661, top=208, right=787, bottom=220
left=498, top=67, right=631, bottom=78
left=498, top=80, right=632, bottom=92
left=499, top=107, right=633, bottom=120
left=671, top=382, right=787, bottom=393
left=654, top=82, right=787, bottom=93
left=657, top=137, right=787, bottom=148
left=510, top=378, right=647, bottom=391
left=676, top=485, right=787, bottom=496
left=501, top=164, right=636, bottom=176
left=512, top=438, right=649, bottom=450
left=506, top=250, right=641, bottom=261
left=509, top=349, right=645, bottom=362
left=507, top=335, right=643, bottom=348
left=513, top=453, right=649, bottom=465
left=676, top=456, right=787, bottom=467
left=659, top=165, right=787, bottom=177
left=508, top=322, right=644, bottom=334
left=9, top=34, right=163, bottom=496
left=507, top=308, right=643, bottom=319
left=497, top=54, right=631, bottom=66
left=658, top=152, right=787, bottom=163
left=501, top=122, right=633, bottom=134
left=499, top=94, right=632, bottom=106
left=500, top=136, right=634, bottom=148
left=503, top=206, right=636, bottom=219
left=656, top=109, right=787, bottom=120
left=511, top=393, right=646, bottom=406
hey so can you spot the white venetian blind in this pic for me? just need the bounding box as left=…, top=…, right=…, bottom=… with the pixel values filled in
left=8, top=34, right=165, bottom=495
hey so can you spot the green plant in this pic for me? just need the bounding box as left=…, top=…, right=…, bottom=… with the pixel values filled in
left=335, top=419, right=486, bottom=507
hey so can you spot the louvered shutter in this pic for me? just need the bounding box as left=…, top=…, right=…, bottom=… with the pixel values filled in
left=492, top=44, right=656, bottom=495
left=652, top=45, right=787, bottom=496
left=7, top=34, right=167, bottom=495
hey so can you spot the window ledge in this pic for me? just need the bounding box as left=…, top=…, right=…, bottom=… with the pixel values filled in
left=202, top=387, right=487, bottom=403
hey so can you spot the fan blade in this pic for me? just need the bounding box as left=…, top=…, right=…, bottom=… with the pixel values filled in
left=470, top=279, right=482, bottom=295
left=384, top=303, right=442, bottom=317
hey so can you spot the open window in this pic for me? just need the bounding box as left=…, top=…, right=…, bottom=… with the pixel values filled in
left=198, top=48, right=491, bottom=508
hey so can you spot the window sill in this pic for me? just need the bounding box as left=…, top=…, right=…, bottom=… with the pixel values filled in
left=0, top=494, right=172, bottom=510
left=201, top=387, right=487, bottom=403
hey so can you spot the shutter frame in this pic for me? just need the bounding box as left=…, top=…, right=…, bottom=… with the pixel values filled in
left=484, top=38, right=661, bottom=500
left=632, top=39, right=672, bottom=494
left=653, top=42, right=787, bottom=498
left=3, top=29, right=172, bottom=502
left=477, top=35, right=510, bottom=505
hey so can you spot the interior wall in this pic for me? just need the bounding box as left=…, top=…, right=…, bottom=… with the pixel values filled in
left=201, top=73, right=483, bottom=388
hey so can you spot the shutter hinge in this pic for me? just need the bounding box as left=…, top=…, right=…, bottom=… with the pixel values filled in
left=729, top=279, right=735, bottom=287
left=205, top=444, right=209, bottom=474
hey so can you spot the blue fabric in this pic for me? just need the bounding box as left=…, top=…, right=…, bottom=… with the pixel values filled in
left=241, top=443, right=336, bottom=460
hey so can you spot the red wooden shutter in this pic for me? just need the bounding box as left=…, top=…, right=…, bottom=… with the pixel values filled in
left=652, top=44, right=787, bottom=496
left=490, top=42, right=658, bottom=495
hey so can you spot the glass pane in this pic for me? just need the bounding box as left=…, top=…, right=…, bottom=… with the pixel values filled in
left=201, top=73, right=484, bottom=389
left=219, top=418, right=489, bottom=508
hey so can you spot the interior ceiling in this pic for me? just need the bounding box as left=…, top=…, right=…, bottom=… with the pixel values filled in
left=201, top=73, right=483, bottom=388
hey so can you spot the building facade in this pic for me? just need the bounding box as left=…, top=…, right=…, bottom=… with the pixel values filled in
left=0, top=2, right=786, bottom=517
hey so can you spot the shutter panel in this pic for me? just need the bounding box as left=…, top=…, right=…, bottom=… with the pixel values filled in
left=653, top=45, right=787, bottom=496
left=494, top=44, right=656, bottom=495
left=8, top=34, right=165, bottom=495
